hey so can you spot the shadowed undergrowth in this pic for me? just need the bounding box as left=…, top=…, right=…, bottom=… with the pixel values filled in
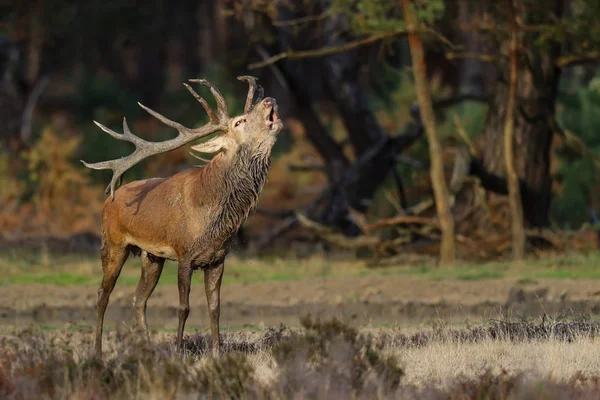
left=389, top=316, right=600, bottom=347
left=2, top=317, right=600, bottom=399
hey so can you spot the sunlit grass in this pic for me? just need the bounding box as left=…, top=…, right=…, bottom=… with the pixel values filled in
left=1, top=250, right=599, bottom=286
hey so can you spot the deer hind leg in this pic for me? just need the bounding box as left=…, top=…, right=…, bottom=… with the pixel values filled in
left=176, top=262, right=193, bottom=353
left=133, top=251, right=165, bottom=340
left=204, top=262, right=224, bottom=357
left=95, top=241, right=129, bottom=356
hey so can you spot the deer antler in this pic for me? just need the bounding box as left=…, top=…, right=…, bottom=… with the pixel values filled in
left=82, top=78, right=240, bottom=200
left=237, top=75, right=264, bottom=112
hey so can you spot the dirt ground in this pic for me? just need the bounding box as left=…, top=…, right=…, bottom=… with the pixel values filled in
left=3, top=274, right=600, bottom=331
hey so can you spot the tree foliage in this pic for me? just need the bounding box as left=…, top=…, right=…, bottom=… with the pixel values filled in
left=1, top=0, right=599, bottom=256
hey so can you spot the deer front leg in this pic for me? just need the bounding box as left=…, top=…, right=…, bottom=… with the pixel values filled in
left=176, top=263, right=193, bottom=353
left=204, top=262, right=224, bottom=357
left=96, top=242, right=129, bottom=357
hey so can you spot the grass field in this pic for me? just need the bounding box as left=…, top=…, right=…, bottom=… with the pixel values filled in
left=3, top=318, right=600, bottom=399
left=2, top=250, right=600, bottom=398
left=3, top=250, right=600, bottom=286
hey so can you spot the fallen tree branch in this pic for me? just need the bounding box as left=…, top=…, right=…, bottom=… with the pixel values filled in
left=525, top=228, right=564, bottom=249
left=445, top=51, right=500, bottom=64
left=468, top=156, right=536, bottom=199
left=297, top=212, right=413, bottom=255
left=254, top=136, right=415, bottom=250
left=254, top=188, right=330, bottom=250
left=255, top=88, right=486, bottom=250
left=365, top=216, right=440, bottom=233
left=255, top=92, right=433, bottom=251
left=296, top=213, right=381, bottom=249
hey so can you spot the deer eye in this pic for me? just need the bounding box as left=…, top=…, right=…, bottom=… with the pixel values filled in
left=234, top=119, right=246, bottom=127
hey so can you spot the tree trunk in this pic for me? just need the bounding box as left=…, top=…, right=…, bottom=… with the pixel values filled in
left=272, top=1, right=423, bottom=237
left=0, top=42, right=25, bottom=148
left=456, top=0, right=489, bottom=95
left=403, top=0, right=455, bottom=267
left=481, top=1, right=563, bottom=229
left=317, top=6, right=421, bottom=234
left=504, top=0, right=525, bottom=260
left=272, top=6, right=350, bottom=199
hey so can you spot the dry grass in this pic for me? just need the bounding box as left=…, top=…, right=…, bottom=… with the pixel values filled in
left=2, top=318, right=600, bottom=399
left=396, top=336, right=600, bottom=387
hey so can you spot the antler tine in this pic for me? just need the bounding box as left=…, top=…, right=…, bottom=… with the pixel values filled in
left=82, top=118, right=153, bottom=198
left=140, top=79, right=232, bottom=134
left=83, top=116, right=223, bottom=199
left=81, top=154, right=131, bottom=199
left=138, top=102, right=198, bottom=135
left=183, top=83, right=217, bottom=123
left=120, top=117, right=145, bottom=144
left=92, top=120, right=124, bottom=140
left=82, top=78, right=231, bottom=200
left=237, top=75, right=258, bottom=112
left=188, top=78, right=229, bottom=120
left=189, top=151, right=211, bottom=164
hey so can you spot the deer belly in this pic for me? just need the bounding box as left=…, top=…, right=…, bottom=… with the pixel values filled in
left=126, top=236, right=178, bottom=260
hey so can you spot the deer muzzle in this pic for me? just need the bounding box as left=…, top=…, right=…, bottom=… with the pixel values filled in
left=263, top=97, right=282, bottom=132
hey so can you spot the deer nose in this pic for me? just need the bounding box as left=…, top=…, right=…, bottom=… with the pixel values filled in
left=263, top=97, right=276, bottom=107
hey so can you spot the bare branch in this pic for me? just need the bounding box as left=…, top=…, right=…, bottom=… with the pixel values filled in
left=365, top=216, right=440, bottom=233
left=248, top=31, right=408, bottom=70
left=555, top=51, right=600, bottom=68
left=254, top=45, right=289, bottom=91
left=395, top=154, right=424, bottom=168
left=551, top=118, right=600, bottom=169
left=296, top=213, right=382, bottom=249
left=446, top=51, right=499, bottom=64
left=426, top=28, right=460, bottom=50
left=453, top=114, right=478, bottom=157
left=272, top=12, right=330, bottom=27
left=384, top=191, right=405, bottom=214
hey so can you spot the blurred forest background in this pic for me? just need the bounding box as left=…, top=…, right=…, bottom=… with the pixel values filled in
left=1, top=0, right=599, bottom=263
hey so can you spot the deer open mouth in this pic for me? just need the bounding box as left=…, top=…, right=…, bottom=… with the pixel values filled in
left=266, top=106, right=280, bottom=128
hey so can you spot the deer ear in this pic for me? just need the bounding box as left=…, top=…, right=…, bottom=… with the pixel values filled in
left=190, top=135, right=235, bottom=154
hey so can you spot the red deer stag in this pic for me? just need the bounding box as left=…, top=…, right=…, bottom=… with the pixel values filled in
left=82, top=76, right=282, bottom=356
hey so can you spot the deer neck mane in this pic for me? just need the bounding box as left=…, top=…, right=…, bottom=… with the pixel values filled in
left=203, top=142, right=271, bottom=241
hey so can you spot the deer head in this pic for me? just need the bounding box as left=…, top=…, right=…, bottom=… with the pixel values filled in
left=81, top=75, right=282, bottom=199
left=190, top=81, right=282, bottom=160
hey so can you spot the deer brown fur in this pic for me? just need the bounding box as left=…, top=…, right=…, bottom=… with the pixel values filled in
left=85, top=76, right=282, bottom=356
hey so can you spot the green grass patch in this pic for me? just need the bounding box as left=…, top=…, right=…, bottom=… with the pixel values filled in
left=516, top=278, right=539, bottom=285
left=1, top=250, right=599, bottom=286
left=359, top=263, right=508, bottom=281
